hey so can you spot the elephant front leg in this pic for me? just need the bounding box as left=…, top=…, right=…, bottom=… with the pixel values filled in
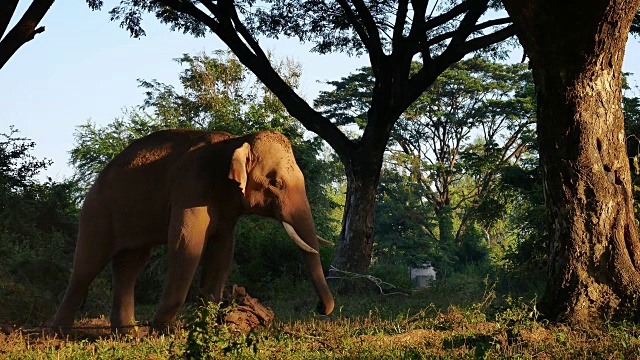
left=153, top=207, right=210, bottom=329
left=200, top=223, right=237, bottom=302
left=111, top=246, right=152, bottom=335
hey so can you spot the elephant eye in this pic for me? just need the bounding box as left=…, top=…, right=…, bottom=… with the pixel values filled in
left=269, top=178, right=284, bottom=189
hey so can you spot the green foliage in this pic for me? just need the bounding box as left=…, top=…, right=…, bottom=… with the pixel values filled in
left=0, top=128, right=80, bottom=323
left=493, top=295, right=541, bottom=330
left=373, top=168, right=439, bottom=268
left=367, top=263, right=412, bottom=290
left=70, top=111, right=179, bottom=190
left=317, top=58, right=536, bottom=273
left=498, top=160, right=548, bottom=270
left=183, top=301, right=259, bottom=359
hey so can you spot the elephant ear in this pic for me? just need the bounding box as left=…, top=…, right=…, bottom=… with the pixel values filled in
left=229, top=142, right=251, bottom=195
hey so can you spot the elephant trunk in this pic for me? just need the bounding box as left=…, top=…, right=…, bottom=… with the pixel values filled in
left=283, top=208, right=334, bottom=316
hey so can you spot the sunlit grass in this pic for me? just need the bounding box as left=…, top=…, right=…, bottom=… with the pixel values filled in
left=2, top=276, right=640, bottom=359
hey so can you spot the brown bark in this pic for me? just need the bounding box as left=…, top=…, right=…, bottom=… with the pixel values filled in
left=503, top=0, right=640, bottom=323
left=331, top=147, right=382, bottom=275
left=0, top=0, right=55, bottom=71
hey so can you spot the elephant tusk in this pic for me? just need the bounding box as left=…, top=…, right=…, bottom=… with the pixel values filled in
left=316, top=236, right=335, bottom=247
left=282, top=222, right=318, bottom=254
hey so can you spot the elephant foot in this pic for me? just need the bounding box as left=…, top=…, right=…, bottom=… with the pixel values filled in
left=316, top=302, right=331, bottom=316
left=49, top=324, right=72, bottom=339
left=149, top=322, right=176, bottom=336
left=111, top=324, right=145, bottom=338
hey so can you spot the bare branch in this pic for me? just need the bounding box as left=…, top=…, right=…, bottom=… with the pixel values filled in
left=221, top=0, right=270, bottom=62
left=393, top=0, right=409, bottom=47
left=423, top=0, right=473, bottom=31
left=458, top=24, right=516, bottom=54
left=198, top=0, right=218, bottom=16
left=350, top=0, right=385, bottom=68
left=0, top=0, right=55, bottom=70
left=0, top=0, right=19, bottom=39
left=423, top=17, right=512, bottom=48
left=335, top=0, right=382, bottom=75
left=446, top=0, right=489, bottom=50
left=407, top=0, right=427, bottom=41
left=398, top=23, right=515, bottom=116
left=159, top=0, right=220, bottom=31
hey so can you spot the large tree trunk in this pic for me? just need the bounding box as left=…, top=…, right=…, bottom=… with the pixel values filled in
left=503, top=0, right=640, bottom=323
left=331, top=146, right=383, bottom=275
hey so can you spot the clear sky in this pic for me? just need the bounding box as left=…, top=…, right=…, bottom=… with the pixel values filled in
left=1, top=1, right=639, bottom=181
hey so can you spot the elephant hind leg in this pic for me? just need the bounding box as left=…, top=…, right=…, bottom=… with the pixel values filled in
left=52, top=232, right=112, bottom=331
left=110, top=246, right=152, bottom=334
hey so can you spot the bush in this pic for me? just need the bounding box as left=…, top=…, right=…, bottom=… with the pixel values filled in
left=182, top=301, right=260, bottom=359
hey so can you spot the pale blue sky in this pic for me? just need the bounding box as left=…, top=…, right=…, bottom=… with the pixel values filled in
left=1, top=1, right=639, bottom=180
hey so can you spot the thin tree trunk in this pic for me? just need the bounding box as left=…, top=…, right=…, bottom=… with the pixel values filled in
left=503, top=0, right=640, bottom=323
left=331, top=147, right=382, bottom=276
left=436, top=204, right=454, bottom=246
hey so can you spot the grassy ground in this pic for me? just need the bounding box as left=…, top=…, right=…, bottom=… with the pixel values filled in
left=1, top=271, right=639, bottom=359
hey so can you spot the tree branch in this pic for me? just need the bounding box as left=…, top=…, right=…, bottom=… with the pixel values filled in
left=446, top=0, right=488, bottom=50
left=159, top=0, right=220, bottom=31
left=335, top=0, right=381, bottom=76
left=0, top=0, right=54, bottom=70
left=397, top=24, right=515, bottom=116
left=0, top=0, right=19, bottom=39
left=423, top=0, right=473, bottom=31
left=221, top=0, right=269, bottom=62
left=423, top=17, right=512, bottom=48
left=350, top=0, right=385, bottom=74
left=198, top=0, right=218, bottom=17
left=407, top=0, right=427, bottom=44
left=392, top=0, right=409, bottom=48
left=156, top=0, right=354, bottom=157
left=458, top=24, right=516, bottom=54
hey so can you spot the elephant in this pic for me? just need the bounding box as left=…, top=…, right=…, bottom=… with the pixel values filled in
left=52, top=129, right=335, bottom=333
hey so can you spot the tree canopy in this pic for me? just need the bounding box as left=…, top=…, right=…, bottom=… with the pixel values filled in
left=316, top=57, right=536, bottom=273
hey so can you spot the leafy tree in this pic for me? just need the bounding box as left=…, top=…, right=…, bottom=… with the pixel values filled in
left=373, top=168, right=440, bottom=268
left=498, top=156, right=546, bottom=271
left=317, top=57, right=536, bottom=275
left=87, top=0, right=518, bottom=276
left=0, top=0, right=55, bottom=70
left=0, top=127, right=80, bottom=323
left=70, top=111, right=176, bottom=190
left=503, top=0, right=640, bottom=323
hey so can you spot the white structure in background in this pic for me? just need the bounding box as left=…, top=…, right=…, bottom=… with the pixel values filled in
left=410, top=262, right=437, bottom=287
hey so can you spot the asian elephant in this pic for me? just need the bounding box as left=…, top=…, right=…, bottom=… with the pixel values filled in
left=52, top=129, right=335, bottom=333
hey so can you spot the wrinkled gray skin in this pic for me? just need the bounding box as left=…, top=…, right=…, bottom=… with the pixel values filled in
left=52, top=129, right=334, bottom=333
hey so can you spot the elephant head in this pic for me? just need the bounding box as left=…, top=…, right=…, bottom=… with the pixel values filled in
left=227, top=131, right=335, bottom=315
